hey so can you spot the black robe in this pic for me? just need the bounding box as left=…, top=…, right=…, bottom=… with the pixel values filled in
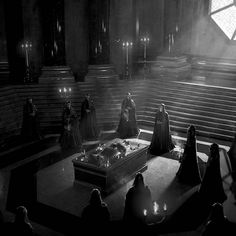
left=176, top=130, right=202, bottom=185
left=198, top=144, right=227, bottom=205
left=117, top=98, right=139, bottom=139
left=59, top=106, right=82, bottom=150
left=80, top=98, right=98, bottom=140
left=123, top=185, right=152, bottom=224
left=149, top=110, right=175, bottom=156
left=21, top=102, right=41, bottom=141
left=228, top=135, right=236, bottom=181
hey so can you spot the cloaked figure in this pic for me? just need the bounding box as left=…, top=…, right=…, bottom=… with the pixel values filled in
left=228, top=133, right=236, bottom=181
left=201, top=202, right=236, bottom=236
left=176, top=125, right=202, bottom=185
left=21, top=98, right=41, bottom=141
left=148, top=104, right=175, bottom=156
left=8, top=206, right=34, bottom=236
left=123, top=172, right=152, bottom=226
left=80, top=94, right=99, bottom=141
left=81, top=188, right=110, bottom=233
left=117, top=92, right=139, bottom=139
left=198, top=143, right=227, bottom=205
left=59, top=100, right=82, bottom=150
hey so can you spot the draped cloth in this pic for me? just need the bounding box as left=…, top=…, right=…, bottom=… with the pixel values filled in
left=117, top=97, right=139, bottom=139
left=148, top=110, right=175, bottom=156
left=80, top=98, right=99, bottom=141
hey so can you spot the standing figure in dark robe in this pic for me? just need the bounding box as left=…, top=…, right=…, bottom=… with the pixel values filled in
left=176, top=125, right=201, bottom=185
left=117, top=92, right=139, bottom=139
left=123, top=172, right=152, bottom=227
left=228, top=134, right=236, bottom=181
left=10, top=206, right=34, bottom=236
left=81, top=188, right=110, bottom=234
left=198, top=143, right=227, bottom=205
left=21, top=98, right=41, bottom=141
left=202, top=203, right=236, bottom=236
left=59, top=101, right=82, bottom=150
left=80, top=94, right=99, bottom=141
left=148, top=104, right=175, bottom=156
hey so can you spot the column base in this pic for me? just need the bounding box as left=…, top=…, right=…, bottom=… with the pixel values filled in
left=85, top=64, right=119, bottom=80
left=38, top=66, right=75, bottom=83
left=0, top=62, right=10, bottom=85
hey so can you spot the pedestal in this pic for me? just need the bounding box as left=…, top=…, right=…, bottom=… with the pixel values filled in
left=38, top=66, right=75, bottom=83
left=0, top=62, right=10, bottom=85
left=150, top=55, right=191, bottom=75
left=85, top=64, right=119, bottom=80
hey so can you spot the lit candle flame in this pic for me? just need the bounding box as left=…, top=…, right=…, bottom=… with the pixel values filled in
left=153, top=201, right=159, bottom=215
left=163, top=203, right=167, bottom=211
left=59, top=89, right=61, bottom=93
left=143, top=209, right=147, bottom=216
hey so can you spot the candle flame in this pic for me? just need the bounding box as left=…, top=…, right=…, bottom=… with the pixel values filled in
left=163, top=203, right=167, bottom=211
left=153, top=201, right=159, bottom=215
left=143, top=209, right=147, bottom=216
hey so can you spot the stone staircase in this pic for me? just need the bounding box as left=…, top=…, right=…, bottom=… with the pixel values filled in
left=0, top=75, right=235, bottom=146
left=77, top=77, right=236, bottom=141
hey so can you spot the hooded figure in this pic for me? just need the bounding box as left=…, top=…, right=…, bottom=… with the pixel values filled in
left=198, top=143, right=227, bottom=205
left=176, top=125, right=202, bottom=185
left=117, top=92, right=139, bottom=139
left=149, top=104, right=175, bottom=156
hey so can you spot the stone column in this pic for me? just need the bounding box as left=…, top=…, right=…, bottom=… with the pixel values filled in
left=86, top=0, right=118, bottom=80
left=4, top=0, right=25, bottom=84
left=0, top=0, right=9, bottom=85
left=39, top=0, right=74, bottom=83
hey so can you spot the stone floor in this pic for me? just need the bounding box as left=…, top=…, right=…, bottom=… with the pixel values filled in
left=0, top=128, right=235, bottom=235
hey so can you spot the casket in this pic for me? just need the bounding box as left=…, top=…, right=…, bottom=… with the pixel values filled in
left=72, top=138, right=148, bottom=193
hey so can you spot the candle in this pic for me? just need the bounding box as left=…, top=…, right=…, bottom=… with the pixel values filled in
left=163, top=203, right=167, bottom=212
left=143, top=209, right=147, bottom=216
left=153, top=201, right=159, bottom=215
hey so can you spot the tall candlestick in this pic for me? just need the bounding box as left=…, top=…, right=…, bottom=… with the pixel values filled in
left=122, top=41, right=133, bottom=79
left=21, top=41, right=32, bottom=83
left=140, top=36, right=150, bottom=79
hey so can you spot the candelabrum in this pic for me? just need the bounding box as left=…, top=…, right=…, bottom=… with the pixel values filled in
left=21, top=41, right=32, bottom=83
left=168, top=33, right=174, bottom=54
left=143, top=201, right=168, bottom=223
left=58, top=87, right=72, bottom=101
left=122, top=41, right=133, bottom=79
left=140, top=36, right=150, bottom=79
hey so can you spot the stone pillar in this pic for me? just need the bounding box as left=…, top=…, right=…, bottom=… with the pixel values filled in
left=0, top=0, right=9, bottom=85
left=4, top=0, right=25, bottom=84
left=88, top=0, right=110, bottom=65
left=39, top=0, right=74, bottom=83
left=163, top=0, right=179, bottom=55
left=21, top=0, right=44, bottom=81
left=86, top=0, right=118, bottom=80
left=41, top=0, right=65, bottom=66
